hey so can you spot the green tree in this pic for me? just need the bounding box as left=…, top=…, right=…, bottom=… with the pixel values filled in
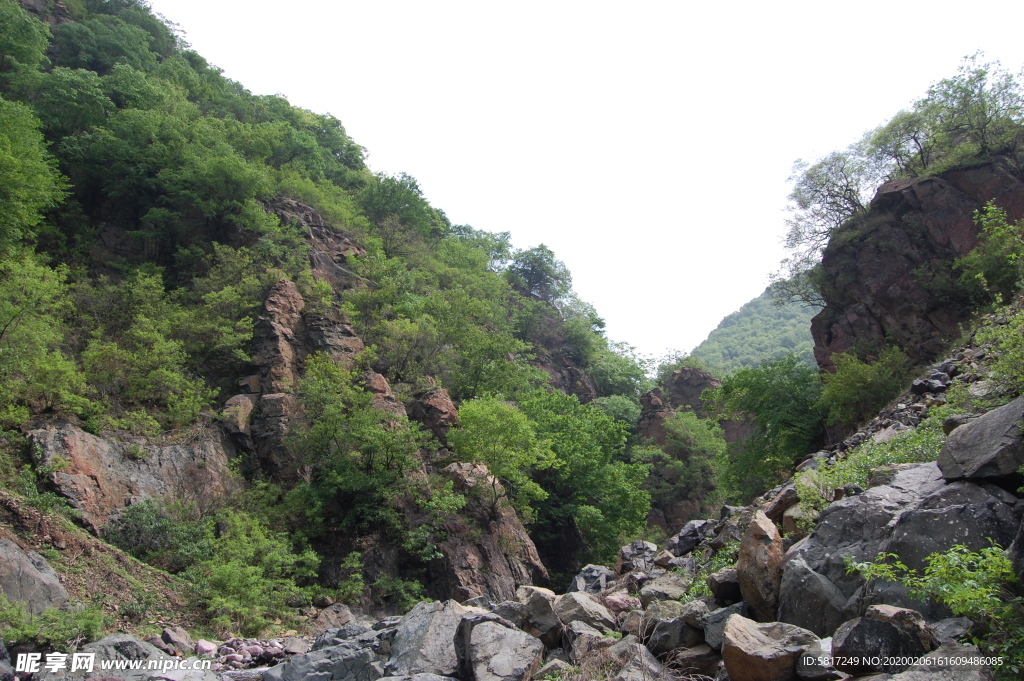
left=705, top=355, right=826, bottom=500
left=818, top=346, right=910, bottom=430
left=506, top=244, right=572, bottom=304
left=448, top=396, right=554, bottom=521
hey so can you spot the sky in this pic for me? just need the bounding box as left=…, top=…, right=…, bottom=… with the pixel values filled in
left=146, top=0, right=1024, bottom=361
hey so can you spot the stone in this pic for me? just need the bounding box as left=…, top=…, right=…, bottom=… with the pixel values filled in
left=535, top=659, right=571, bottom=678
left=0, top=538, right=68, bottom=615
left=721, top=615, right=818, bottom=681
left=459, top=618, right=543, bottom=681
left=315, top=603, right=355, bottom=632
left=385, top=600, right=467, bottom=677
left=680, top=599, right=711, bottom=628
left=616, top=540, right=658, bottom=573
left=666, top=519, right=717, bottom=556
left=490, top=601, right=525, bottom=627
left=831, top=616, right=929, bottom=674
left=515, top=586, right=561, bottom=648
left=561, top=620, right=609, bottom=664
left=764, top=485, right=800, bottom=523
left=653, top=550, right=675, bottom=567
left=887, top=642, right=994, bottom=680
left=566, top=564, right=616, bottom=594
left=160, top=627, right=194, bottom=656
left=609, top=642, right=664, bottom=681
left=638, top=571, right=688, bottom=607
left=407, top=387, right=458, bottom=443
left=737, top=510, right=784, bottom=622
left=260, top=639, right=381, bottom=681
left=673, top=644, right=721, bottom=678
left=282, top=637, right=310, bottom=655
left=707, top=567, right=742, bottom=605
left=646, top=617, right=703, bottom=657
left=195, top=640, right=217, bottom=657
left=864, top=605, right=937, bottom=652
left=794, top=636, right=844, bottom=681
left=929, top=617, right=972, bottom=645
left=602, top=590, right=640, bottom=614
left=782, top=504, right=810, bottom=539
left=700, top=602, right=750, bottom=651
left=553, top=591, right=617, bottom=633
left=937, top=395, right=1024, bottom=482
left=645, top=599, right=685, bottom=620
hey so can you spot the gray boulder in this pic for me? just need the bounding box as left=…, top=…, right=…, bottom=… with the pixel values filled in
left=566, top=564, right=616, bottom=594
left=736, top=510, right=783, bottom=622
left=831, top=616, right=929, bottom=675
left=707, top=567, right=742, bottom=605
left=0, top=538, right=68, bottom=614
left=515, top=586, right=561, bottom=647
left=616, top=540, right=658, bottom=573
left=261, top=640, right=382, bottom=681
left=888, top=642, right=994, bottom=680
left=385, top=600, right=467, bottom=677
left=553, top=591, right=616, bottom=633
left=457, top=616, right=543, bottom=681
left=637, top=571, right=688, bottom=607
left=609, top=643, right=664, bottom=681
left=666, top=519, right=717, bottom=556
left=700, top=602, right=750, bottom=651
left=937, top=395, right=1024, bottom=482
left=646, top=617, right=703, bottom=657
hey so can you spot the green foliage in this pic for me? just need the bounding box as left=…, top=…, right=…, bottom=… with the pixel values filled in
left=638, top=412, right=725, bottom=517
left=0, top=594, right=107, bottom=652
left=682, top=540, right=740, bottom=602
left=795, top=420, right=945, bottom=528
left=448, top=397, right=553, bottom=522
left=334, top=551, right=365, bottom=604
left=975, top=308, right=1024, bottom=396
left=0, top=95, right=66, bottom=255
left=506, top=244, right=572, bottom=305
left=184, top=508, right=319, bottom=637
left=689, top=287, right=820, bottom=374
left=372, top=574, right=427, bottom=612
left=519, top=389, right=650, bottom=564
left=956, top=201, right=1024, bottom=304
left=706, top=355, right=826, bottom=501
left=818, top=346, right=911, bottom=429
left=104, top=498, right=211, bottom=573
left=0, top=0, right=50, bottom=77
left=849, top=544, right=1024, bottom=679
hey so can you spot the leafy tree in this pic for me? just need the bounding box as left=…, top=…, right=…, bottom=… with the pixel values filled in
left=955, top=201, right=1024, bottom=303
left=639, top=411, right=725, bottom=517
left=506, top=244, right=572, bottom=304
left=705, top=355, right=826, bottom=500
left=49, top=15, right=159, bottom=75
left=0, top=95, right=66, bottom=254
left=0, top=0, right=50, bottom=77
left=818, top=346, right=910, bottom=429
left=448, top=396, right=554, bottom=521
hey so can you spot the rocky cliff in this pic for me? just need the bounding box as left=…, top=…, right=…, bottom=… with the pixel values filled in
left=812, top=159, right=1024, bottom=369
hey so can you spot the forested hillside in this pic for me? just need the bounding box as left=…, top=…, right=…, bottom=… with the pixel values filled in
left=687, top=288, right=818, bottom=375
left=5, top=1, right=1024, bottom=676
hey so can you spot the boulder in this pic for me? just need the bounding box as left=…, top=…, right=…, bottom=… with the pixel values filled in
left=561, top=620, right=609, bottom=664
left=673, top=644, right=721, bottom=678
left=602, top=590, right=640, bottom=615
left=566, top=564, right=616, bottom=594
left=737, top=510, right=784, bottom=621
left=515, top=586, right=561, bottom=648
left=666, top=519, right=717, bottom=556
left=794, top=636, right=843, bottom=681
left=456, top=615, right=543, bottom=681
left=864, top=605, right=937, bottom=652
left=937, top=395, right=1024, bottom=483
left=407, top=387, right=458, bottom=443
left=261, top=639, right=381, bottom=681
left=680, top=599, right=711, bottom=628
left=721, top=615, right=818, bottom=681
left=831, top=615, right=930, bottom=675
left=160, top=627, right=194, bottom=656
left=48, top=634, right=217, bottom=681
left=638, top=571, right=688, bottom=607
left=535, top=659, right=571, bottom=678
left=700, top=602, right=750, bottom=652
left=0, top=538, right=68, bottom=614
left=609, top=643, right=664, bottom=681
left=764, top=485, right=800, bottom=523
left=707, top=567, right=742, bottom=605
left=553, top=591, right=616, bottom=633
left=385, top=600, right=467, bottom=677
left=616, top=540, right=658, bottom=573
left=887, top=642, right=994, bottom=680
left=646, top=617, right=703, bottom=657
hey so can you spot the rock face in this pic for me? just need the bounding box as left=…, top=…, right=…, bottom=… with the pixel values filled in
left=777, top=462, right=1020, bottom=635
left=457, top=616, right=543, bottom=681
left=27, top=421, right=235, bottom=532
left=0, top=538, right=68, bottom=614
left=407, top=386, right=458, bottom=444
left=937, top=394, right=1024, bottom=483
left=429, top=463, right=548, bottom=602
left=737, top=510, right=784, bottom=622
left=385, top=601, right=467, bottom=677
left=812, top=159, right=1024, bottom=369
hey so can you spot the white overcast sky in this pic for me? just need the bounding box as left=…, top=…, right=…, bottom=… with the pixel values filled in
left=146, top=0, right=1024, bottom=360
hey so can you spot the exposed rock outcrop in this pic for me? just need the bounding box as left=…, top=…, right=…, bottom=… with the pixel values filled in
left=428, top=463, right=548, bottom=603
left=812, top=160, right=1024, bottom=369
left=0, top=538, right=68, bottom=614
left=27, top=421, right=235, bottom=533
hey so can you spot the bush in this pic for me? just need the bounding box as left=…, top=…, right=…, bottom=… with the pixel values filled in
left=818, top=346, right=910, bottom=430
left=849, top=544, right=1024, bottom=680
left=0, top=594, right=107, bottom=652
left=104, top=499, right=210, bottom=573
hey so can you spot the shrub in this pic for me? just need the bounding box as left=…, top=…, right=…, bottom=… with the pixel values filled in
left=849, top=544, right=1024, bottom=680
left=818, top=346, right=911, bottom=430
left=0, top=594, right=107, bottom=652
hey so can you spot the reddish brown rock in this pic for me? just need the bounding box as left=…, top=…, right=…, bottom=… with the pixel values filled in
left=362, top=371, right=407, bottom=417
left=737, top=510, right=784, bottom=622
left=408, top=386, right=459, bottom=443
left=27, top=421, right=235, bottom=533
left=428, top=463, right=548, bottom=602
left=813, top=159, right=1024, bottom=369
